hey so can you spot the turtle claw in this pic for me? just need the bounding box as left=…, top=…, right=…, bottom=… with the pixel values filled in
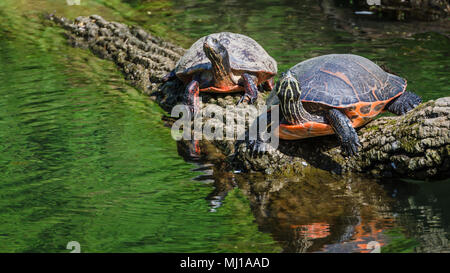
left=248, top=140, right=261, bottom=156
left=237, top=95, right=246, bottom=105
left=248, top=140, right=274, bottom=157
left=341, top=136, right=361, bottom=157
left=237, top=94, right=257, bottom=105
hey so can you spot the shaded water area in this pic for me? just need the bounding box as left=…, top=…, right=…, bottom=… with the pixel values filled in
left=0, top=0, right=449, bottom=252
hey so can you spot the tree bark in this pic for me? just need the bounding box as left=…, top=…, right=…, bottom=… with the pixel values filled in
left=47, top=13, right=184, bottom=95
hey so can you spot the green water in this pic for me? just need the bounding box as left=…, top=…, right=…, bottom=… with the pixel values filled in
left=0, top=0, right=449, bottom=253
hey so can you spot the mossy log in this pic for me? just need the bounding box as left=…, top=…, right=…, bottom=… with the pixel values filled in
left=47, top=13, right=184, bottom=95
left=49, top=14, right=449, bottom=180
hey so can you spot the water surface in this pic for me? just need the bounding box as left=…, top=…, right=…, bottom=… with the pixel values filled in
left=0, top=0, right=449, bottom=252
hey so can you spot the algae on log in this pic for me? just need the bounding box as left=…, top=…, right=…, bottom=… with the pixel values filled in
left=48, top=14, right=449, bottom=180
left=234, top=97, right=450, bottom=180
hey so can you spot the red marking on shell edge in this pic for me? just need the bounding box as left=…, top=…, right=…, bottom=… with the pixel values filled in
left=200, top=85, right=243, bottom=93
left=277, top=96, right=400, bottom=140
left=278, top=122, right=334, bottom=140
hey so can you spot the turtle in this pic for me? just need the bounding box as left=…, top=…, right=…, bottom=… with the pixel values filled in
left=162, top=32, right=277, bottom=114
left=252, top=54, right=422, bottom=156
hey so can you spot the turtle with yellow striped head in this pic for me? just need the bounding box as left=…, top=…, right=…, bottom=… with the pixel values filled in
left=256, top=54, right=421, bottom=156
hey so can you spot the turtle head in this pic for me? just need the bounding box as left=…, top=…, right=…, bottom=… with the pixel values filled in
left=203, top=36, right=231, bottom=79
left=277, top=71, right=301, bottom=103
left=203, top=36, right=228, bottom=63
left=276, top=71, right=309, bottom=124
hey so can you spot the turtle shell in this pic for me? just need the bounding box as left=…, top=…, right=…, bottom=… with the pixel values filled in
left=289, top=54, right=406, bottom=108
left=174, top=32, right=277, bottom=88
left=270, top=54, right=407, bottom=140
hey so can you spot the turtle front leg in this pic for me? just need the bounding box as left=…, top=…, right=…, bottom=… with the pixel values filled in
left=185, top=80, right=200, bottom=116
left=326, top=109, right=361, bottom=157
left=238, top=73, right=258, bottom=105
left=184, top=80, right=201, bottom=158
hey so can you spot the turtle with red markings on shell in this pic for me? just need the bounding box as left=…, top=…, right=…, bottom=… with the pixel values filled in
left=162, top=32, right=277, bottom=114
left=162, top=32, right=277, bottom=158
left=252, top=54, right=422, bottom=156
